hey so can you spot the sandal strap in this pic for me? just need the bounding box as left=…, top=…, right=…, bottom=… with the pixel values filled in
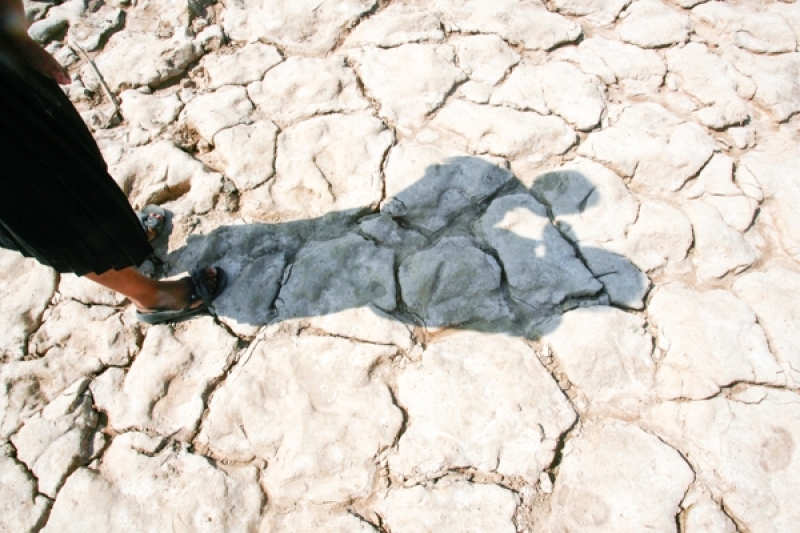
left=138, top=206, right=166, bottom=235
left=140, top=212, right=161, bottom=229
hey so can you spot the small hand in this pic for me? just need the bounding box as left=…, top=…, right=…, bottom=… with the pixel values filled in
left=8, top=34, right=71, bottom=84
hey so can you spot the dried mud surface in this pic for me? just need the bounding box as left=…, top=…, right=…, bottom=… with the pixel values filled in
left=4, top=0, right=800, bottom=531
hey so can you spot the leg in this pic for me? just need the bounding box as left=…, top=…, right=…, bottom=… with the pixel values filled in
left=85, top=266, right=216, bottom=311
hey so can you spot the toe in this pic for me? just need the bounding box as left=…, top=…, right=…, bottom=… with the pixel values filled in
left=143, top=213, right=164, bottom=241
left=204, top=267, right=218, bottom=292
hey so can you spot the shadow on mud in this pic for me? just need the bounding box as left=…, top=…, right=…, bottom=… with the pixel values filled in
left=164, top=157, right=649, bottom=339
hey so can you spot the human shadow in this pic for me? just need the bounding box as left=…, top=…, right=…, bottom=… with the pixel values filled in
left=164, top=157, right=650, bottom=339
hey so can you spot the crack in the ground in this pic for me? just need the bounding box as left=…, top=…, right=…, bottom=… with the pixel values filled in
left=526, top=184, right=610, bottom=306
left=675, top=150, right=716, bottom=194
left=189, top=338, right=252, bottom=446
left=722, top=380, right=799, bottom=399
left=634, top=425, right=704, bottom=533
left=638, top=425, right=697, bottom=479
left=344, top=57, right=385, bottom=122
left=31, top=497, right=54, bottom=533
left=719, top=497, right=746, bottom=533
left=384, top=382, right=409, bottom=453
left=292, top=321, right=410, bottom=351
left=3, top=439, right=55, bottom=532
left=20, top=279, right=61, bottom=360
left=544, top=409, right=580, bottom=477
left=472, top=234, right=532, bottom=337
left=329, top=0, right=393, bottom=53
left=429, top=69, right=471, bottom=119
left=349, top=508, right=389, bottom=533
left=751, top=314, right=786, bottom=377
left=387, top=465, right=514, bottom=493
left=4, top=438, right=46, bottom=496
left=376, top=132, right=397, bottom=209
left=660, top=379, right=797, bottom=405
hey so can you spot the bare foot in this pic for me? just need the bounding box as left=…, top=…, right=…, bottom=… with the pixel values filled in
left=142, top=212, right=164, bottom=242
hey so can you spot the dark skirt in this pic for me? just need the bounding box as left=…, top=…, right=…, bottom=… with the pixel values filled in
left=0, top=53, right=151, bottom=276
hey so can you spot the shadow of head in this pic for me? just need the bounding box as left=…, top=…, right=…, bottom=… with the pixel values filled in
left=166, top=156, right=649, bottom=339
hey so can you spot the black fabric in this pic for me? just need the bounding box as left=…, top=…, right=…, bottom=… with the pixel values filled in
left=0, top=52, right=151, bottom=275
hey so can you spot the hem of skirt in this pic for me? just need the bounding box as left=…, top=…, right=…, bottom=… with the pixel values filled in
left=1, top=242, right=152, bottom=277
left=72, top=248, right=153, bottom=276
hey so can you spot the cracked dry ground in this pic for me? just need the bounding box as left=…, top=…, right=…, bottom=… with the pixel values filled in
left=4, top=0, right=800, bottom=531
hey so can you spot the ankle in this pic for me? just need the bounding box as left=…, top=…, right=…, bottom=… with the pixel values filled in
left=130, top=294, right=160, bottom=310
